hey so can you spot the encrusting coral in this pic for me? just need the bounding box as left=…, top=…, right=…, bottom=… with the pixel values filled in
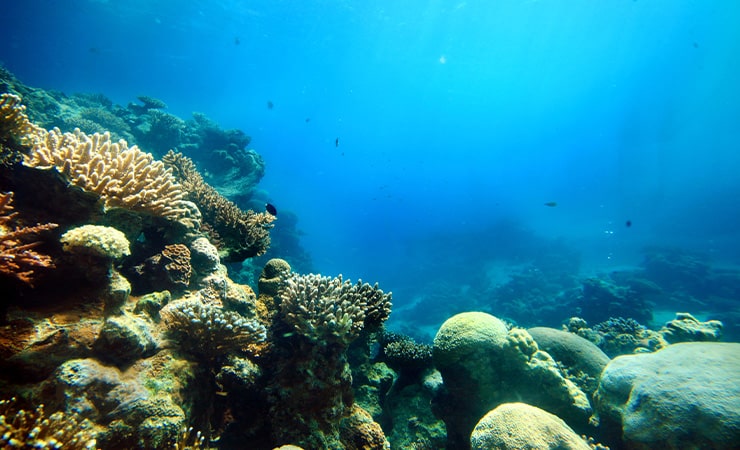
left=278, top=272, right=393, bottom=346
left=0, top=191, right=58, bottom=285
left=162, top=150, right=274, bottom=261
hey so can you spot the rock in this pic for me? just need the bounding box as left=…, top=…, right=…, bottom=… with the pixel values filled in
left=471, top=402, right=591, bottom=450
left=93, top=313, right=157, bottom=366
left=595, top=342, right=740, bottom=449
left=528, top=327, right=610, bottom=379
left=660, top=312, right=723, bottom=344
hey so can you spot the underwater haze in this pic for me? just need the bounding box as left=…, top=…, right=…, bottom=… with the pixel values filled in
left=3, top=0, right=740, bottom=331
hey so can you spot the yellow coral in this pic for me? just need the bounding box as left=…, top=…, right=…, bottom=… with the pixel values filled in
left=60, top=224, right=131, bottom=260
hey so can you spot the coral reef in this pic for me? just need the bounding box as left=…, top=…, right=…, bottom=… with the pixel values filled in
left=566, top=316, right=667, bottom=358
left=576, top=277, right=653, bottom=325
left=163, top=150, right=274, bottom=261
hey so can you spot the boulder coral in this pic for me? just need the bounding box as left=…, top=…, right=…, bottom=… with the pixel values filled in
left=470, top=402, right=591, bottom=450
left=595, top=342, right=740, bottom=449
left=432, top=312, right=592, bottom=449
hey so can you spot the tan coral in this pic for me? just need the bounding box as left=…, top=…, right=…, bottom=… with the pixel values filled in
left=23, top=128, right=199, bottom=228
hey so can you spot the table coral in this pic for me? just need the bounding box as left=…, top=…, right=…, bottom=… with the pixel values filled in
left=23, top=128, right=200, bottom=230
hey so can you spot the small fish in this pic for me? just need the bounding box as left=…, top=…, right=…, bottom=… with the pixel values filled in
left=335, top=138, right=339, bottom=147
left=544, top=201, right=558, bottom=207
left=267, top=100, right=274, bottom=110
left=625, top=220, right=632, bottom=227
left=692, top=42, right=699, bottom=49
left=234, top=36, right=240, bottom=45
left=265, top=203, right=277, bottom=216
left=305, top=118, right=311, bottom=123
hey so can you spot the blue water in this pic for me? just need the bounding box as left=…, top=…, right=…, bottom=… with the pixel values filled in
left=3, top=1, right=740, bottom=331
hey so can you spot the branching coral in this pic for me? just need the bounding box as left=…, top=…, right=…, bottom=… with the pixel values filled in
left=0, top=397, right=98, bottom=449
left=278, top=273, right=392, bottom=346
left=0, top=191, right=58, bottom=285
left=161, top=299, right=267, bottom=361
left=162, top=150, right=274, bottom=261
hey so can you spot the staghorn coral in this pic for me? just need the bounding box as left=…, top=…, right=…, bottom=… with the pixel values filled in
left=0, top=397, right=98, bottom=449
left=160, top=298, right=266, bottom=362
left=278, top=273, right=392, bottom=346
left=0, top=191, right=58, bottom=285
left=163, top=150, right=274, bottom=261
left=22, top=127, right=200, bottom=230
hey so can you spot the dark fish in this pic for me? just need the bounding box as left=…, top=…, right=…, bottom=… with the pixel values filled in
left=544, top=201, right=557, bottom=207
left=692, top=42, right=699, bottom=48
left=89, top=47, right=100, bottom=54
left=625, top=220, right=632, bottom=227
left=267, top=101, right=274, bottom=110
left=305, top=118, right=311, bottom=123
left=234, top=37, right=240, bottom=45
left=335, top=138, right=339, bottom=147
left=265, top=203, right=277, bottom=216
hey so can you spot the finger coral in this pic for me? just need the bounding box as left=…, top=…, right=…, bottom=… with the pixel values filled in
left=22, top=127, right=200, bottom=230
left=278, top=273, right=392, bottom=346
left=0, top=93, right=44, bottom=144
left=161, top=299, right=267, bottom=362
left=163, top=150, right=274, bottom=261
left=0, top=397, right=98, bottom=449
left=0, top=191, right=58, bottom=285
